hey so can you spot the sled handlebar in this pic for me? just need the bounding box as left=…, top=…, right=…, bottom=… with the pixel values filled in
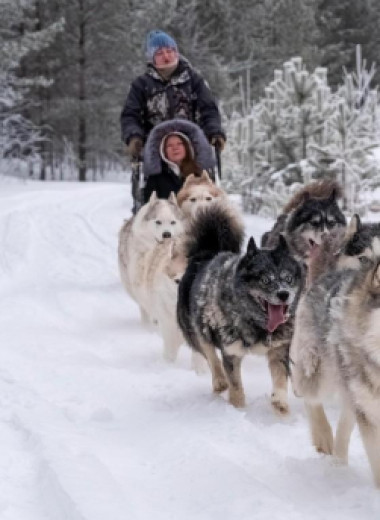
left=131, top=154, right=143, bottom=163
left=214, top=143, right=222, bottom=181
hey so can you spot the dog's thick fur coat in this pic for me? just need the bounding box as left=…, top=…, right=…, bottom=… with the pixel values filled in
left=261, top=180, right=346, bottom=264
left=291, top=221, right=380, bottom=487
left=177, top=203, right=303, bottom=410
left=118, top=192, right=207, bottom=371
left=176, top=171, right=226, bottom=218
left=118, top=192, right=184, bottom=323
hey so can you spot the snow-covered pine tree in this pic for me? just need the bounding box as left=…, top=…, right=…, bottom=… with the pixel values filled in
left=309, top=46, right=380, bottom=212
left=0, top=0, right=62, bottom=175
left=237, top=56, right=336, bottom=215
left=224, top=49, right=379, bottom=216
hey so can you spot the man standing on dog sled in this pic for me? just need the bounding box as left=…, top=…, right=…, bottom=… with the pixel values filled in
left=120, top=30, right=226, bottom=211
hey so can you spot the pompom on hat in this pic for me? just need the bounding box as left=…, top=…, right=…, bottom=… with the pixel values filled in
left=146, top=30, right=178, bottom=62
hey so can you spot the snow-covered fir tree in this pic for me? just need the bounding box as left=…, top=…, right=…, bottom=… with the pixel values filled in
left=0, top=0, right=62, bottom=172
left=223, top=49, right=379, bottom=216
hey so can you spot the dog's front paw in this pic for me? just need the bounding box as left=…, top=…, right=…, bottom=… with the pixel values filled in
left=271, top=390, right=289, bottom=415
left=229, top=389, right=246, bottom=408
left=213, top=375, right=228, bottom=393
left=312, top=428, right=333, bottom=455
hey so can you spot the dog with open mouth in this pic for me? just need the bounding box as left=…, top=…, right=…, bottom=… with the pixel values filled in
left=261, top=180, right=346, bottom=266
left=177, top=202, right=304, bottom=411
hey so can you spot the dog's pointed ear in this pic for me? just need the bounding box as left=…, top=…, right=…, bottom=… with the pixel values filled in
left=168, top=192, right=178, bottom=206
left=345, top=214, right=361, bottom=240
left=246, top=237, right=259, bottom=257
left=370, top=261, right=380, bottom=292
left=201, top=170, right=212, bottom=183
left=350, top=213, right=361, bottom=232
left=149, top=191, right=158, bottom=204
left=272, top=234, right=289, bottom=262
left=329, top=188, right=337, bottom=201
left=277, top=234, right=289, bottom=252
left=238, top=238, right=258, bottom=278
left=183, top=174, right=195, bottom=187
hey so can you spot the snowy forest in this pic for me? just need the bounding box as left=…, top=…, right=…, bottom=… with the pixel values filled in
left=2, top=0, right=380, bottom=213
left=3, top=3, right=380, bottom=518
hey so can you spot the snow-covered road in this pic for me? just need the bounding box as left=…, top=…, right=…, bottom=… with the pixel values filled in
left=0, top=178, right=379, bottom=519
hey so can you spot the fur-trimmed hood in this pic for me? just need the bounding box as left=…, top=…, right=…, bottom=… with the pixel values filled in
left=143, top=119, right=215, bottom=177
left=159, top=131, right=194, bottom=176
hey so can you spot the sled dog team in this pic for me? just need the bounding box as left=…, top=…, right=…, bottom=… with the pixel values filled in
left=118, top=174, right=380, bottom=489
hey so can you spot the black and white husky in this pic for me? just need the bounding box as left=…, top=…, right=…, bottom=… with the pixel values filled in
left=261, top=180, right=346, bottom=265
left=177, top=202, right=303, bottom=411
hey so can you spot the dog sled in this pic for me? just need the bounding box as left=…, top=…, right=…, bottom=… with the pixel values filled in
left=130, top=119, right=223, bottom=214
left=130, top=154, right=145, bottom=214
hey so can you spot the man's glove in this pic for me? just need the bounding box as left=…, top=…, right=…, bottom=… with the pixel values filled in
left=210, top=135, right=226, bottom=151
left=127, top=137, right=143, bottom=158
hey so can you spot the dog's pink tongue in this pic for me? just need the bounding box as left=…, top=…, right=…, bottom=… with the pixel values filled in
left=267, top=304, right=287, bottom=332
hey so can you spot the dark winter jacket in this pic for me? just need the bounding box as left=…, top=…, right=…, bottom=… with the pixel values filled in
left=142, top=119, right=216, bottom=203
left=143, top=167, right=183, bottom=203
left=120, top=58, right=225, bottom=145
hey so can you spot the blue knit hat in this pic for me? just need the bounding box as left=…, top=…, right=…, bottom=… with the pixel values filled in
left=146, top=30, right=178, bottom=62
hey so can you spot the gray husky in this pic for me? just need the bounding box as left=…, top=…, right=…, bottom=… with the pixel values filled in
left=336, top=214, right=380, bottom=269
left=261, top=180, right=346, bottom=265
left=177, top=203, right=303, bottom=411
left=291, top=216, right=380, bottom=487
left=306, top=213, right=380, bottom=286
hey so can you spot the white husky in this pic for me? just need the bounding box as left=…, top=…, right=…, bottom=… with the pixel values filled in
left=118, top=192, right=184, bottom=323
left=118, top=192, right=206, bottom=372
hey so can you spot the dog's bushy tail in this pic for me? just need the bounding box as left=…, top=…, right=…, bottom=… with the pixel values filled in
left=184, top=202, right=244, bottom=260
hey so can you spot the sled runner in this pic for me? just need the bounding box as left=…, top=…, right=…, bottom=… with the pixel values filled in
left=130, top=154, right=145, bottom=215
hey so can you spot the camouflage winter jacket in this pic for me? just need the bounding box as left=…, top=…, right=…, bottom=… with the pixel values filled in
left=120, top=58, right=225, bottom=145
